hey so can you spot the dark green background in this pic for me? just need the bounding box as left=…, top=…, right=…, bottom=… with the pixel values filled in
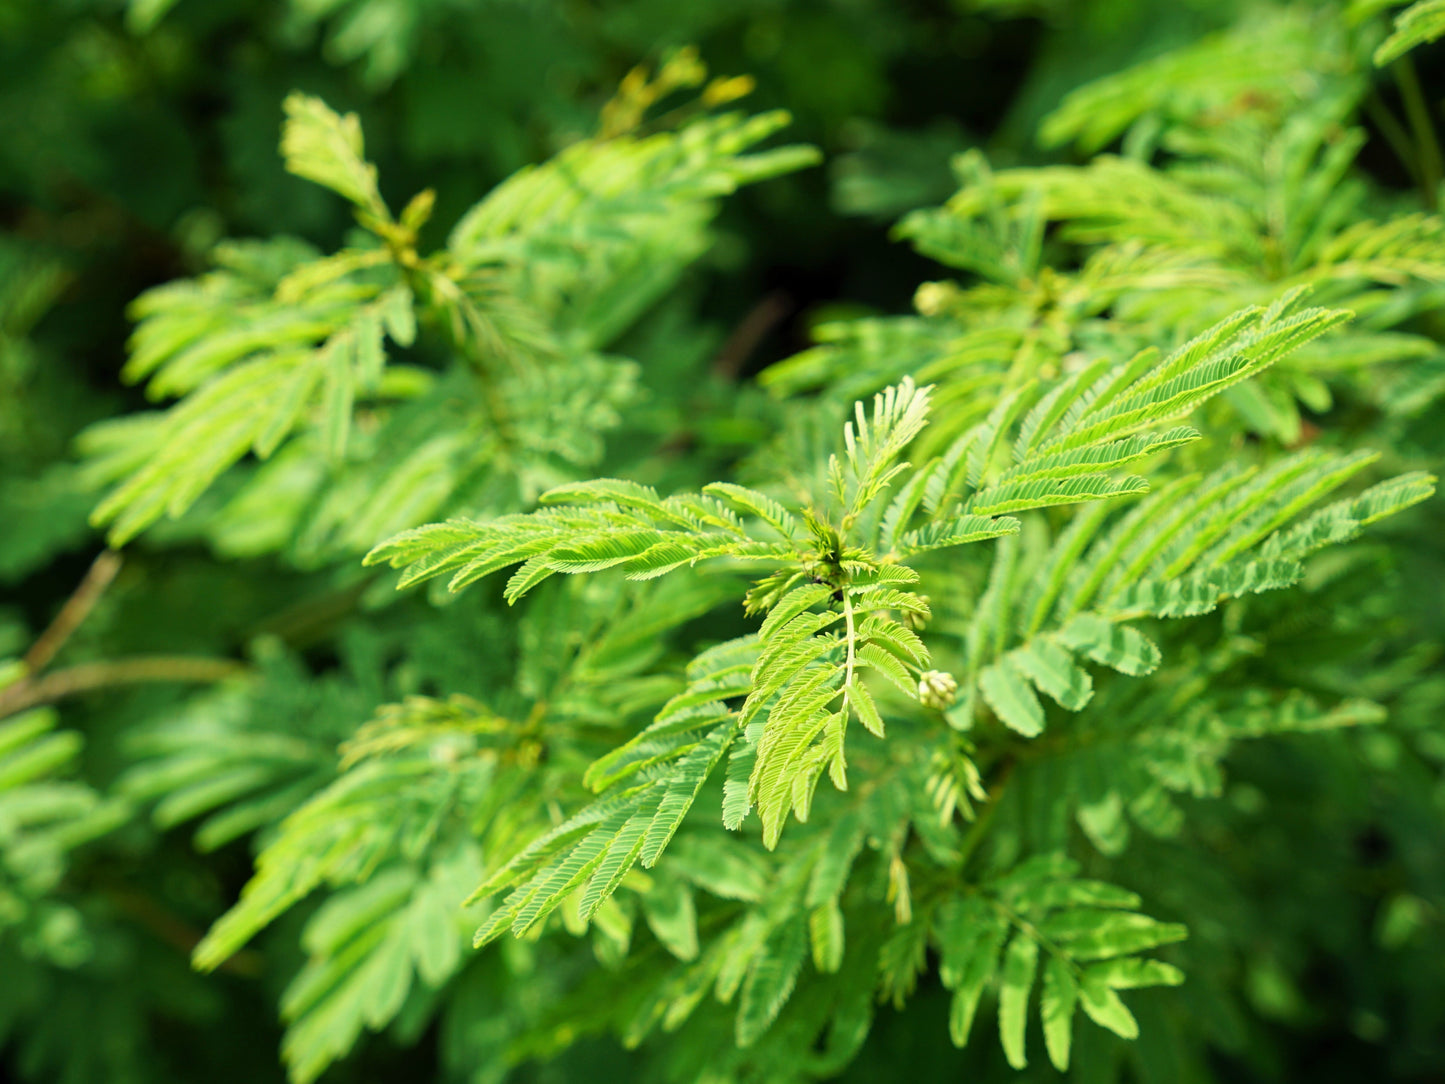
left=3, top=1, right=1444, bottom=1082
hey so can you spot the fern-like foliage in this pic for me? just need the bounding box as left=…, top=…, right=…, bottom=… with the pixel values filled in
left=775, top=27, right=1445, bottom=445
left=367, top=334, right=1269, bottom=860
left=80, top=95, right=426, bottom=545
left=0, top=663, right=127, bottom=960
left=933, top=855, right=1185, bottom=1071
left=31, top=11, right=1443, bottom=1083
left=370, top=380, right=985, bottom=858
left=1372, top=0, right=1445, bottom=64
left=185, top=697, right=496, bottom=1082
left=358, top=278, right=1423, bottom=1009
left=278, top=842, right=481, bottom=1084
left=118, top=648, right=364, bottom=853
left=1011, top=675, right=1390, bottom=858
left=188, top=700, right=494, bottom=973
left=1038, top=8, right=1337, bottom=153
left=82, top=64, right=817, bottom=553
left=134, top=573, right=723, bottom=1082
left=955, top=450, right=1434, bottom=737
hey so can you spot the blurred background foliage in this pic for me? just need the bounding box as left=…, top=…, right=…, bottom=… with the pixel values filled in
left=2, top=0, right=1444, bottom=1082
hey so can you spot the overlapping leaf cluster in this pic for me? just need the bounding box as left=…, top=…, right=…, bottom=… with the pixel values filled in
left=5, top=3, right=1445, bottom=1083
left=350, top=272, right=1430, bottom=1071
left=82, top=57, right=817, bottom=559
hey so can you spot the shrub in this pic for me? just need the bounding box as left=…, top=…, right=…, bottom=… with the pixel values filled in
left=3, top=3, right=1444, bottom=1082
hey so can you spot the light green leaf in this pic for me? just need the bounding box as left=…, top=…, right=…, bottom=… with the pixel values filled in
left=849, top=680, right=885, bottom=738
left=642, top=878, right=699, bottom=961
left=1012, top=640, right=1093, bottom=711
left=1039, top=910, right=1188, bottom=960
left=937, top=900, right=1008, bottom=1047
left=809, top=898, right=845, bottom=974
left=281, top=93, right=385, bottom=215
left=1059, top=615, right=1161, bottom=676
left=998, top=931, right=1040, bottom=1068
left=896, top=514, right=1020, bottom=556
left=322, top=334, right=354, bottom=461
left=969, top=473, right=1150, bottom=517
left=1041, top=955, right=1078, bottom=1071
left=736, top=917, right=807, bottom=1046
left=979, top=657, right=1045, bottom=736
left=703, top=482, right=799, bottom=538
left=1078, top=974, right=1139, bottom=1039
left=1086, top=957, right=1185, bottom=990
left=1374, top=0, right=1445, bottom=64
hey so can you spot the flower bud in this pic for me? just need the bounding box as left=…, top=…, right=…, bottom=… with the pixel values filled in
left=905, top=593, right=931, bottom=631
left=914, top=281, right=958, bottom=317
left=917, top=669, right=958, bottom=709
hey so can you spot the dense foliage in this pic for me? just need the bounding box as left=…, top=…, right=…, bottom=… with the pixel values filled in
left=3, top=2, right=1445, bottom=1082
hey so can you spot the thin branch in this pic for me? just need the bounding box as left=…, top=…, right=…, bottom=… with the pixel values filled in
left=0, top=657, right=247, bottom=720
left=712, top=290, right=792, bottom=381
left=105, top=887, right=263, bottom=977
left=1366, top=91, right=1424, bottom=190
left=1393, top=54, right=1443, bottom=211
left=956, top=759, right=1014, bottom=874
left=24, top=549, right=123, bottom=673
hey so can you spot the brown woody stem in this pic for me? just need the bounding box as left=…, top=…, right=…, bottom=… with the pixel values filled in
left=24, top=549, right=123, bottom=674
left=0, top=657, right=247, bottom=719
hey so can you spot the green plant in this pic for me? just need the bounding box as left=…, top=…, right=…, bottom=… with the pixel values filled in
left=4, top=3, right=1445, bottom=1083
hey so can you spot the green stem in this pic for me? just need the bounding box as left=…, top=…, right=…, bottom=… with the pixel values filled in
left=842, top=592, right=858, bottom=701
left=417, top=264, right=520, bottom=445
left=956, top=759, right=1013, bottom=873
left=1367, top=91, right=1424, bottom=190
left=1394, top=55, right=1443, bottom=210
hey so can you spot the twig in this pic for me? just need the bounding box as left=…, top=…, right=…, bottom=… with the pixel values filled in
left=956, top=759, right=1014, bottom=873
left=24, top=549, right=123, bottom=673
left=247, top=575, right=376, bottom=649
left=0, top=657, right=247, bottom=719
left=712, top=290, right=792, bottom=380
left=105, top=887, right=263, bottom=977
